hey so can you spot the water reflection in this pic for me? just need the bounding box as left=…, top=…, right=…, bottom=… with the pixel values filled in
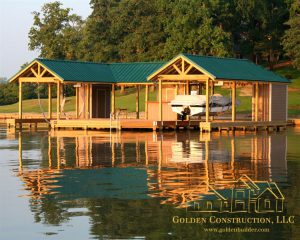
left=16, top=130, right=287, bottom=207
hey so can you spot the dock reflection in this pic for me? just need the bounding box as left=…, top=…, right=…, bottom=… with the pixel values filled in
left=16, top=130, right=287, bottom=207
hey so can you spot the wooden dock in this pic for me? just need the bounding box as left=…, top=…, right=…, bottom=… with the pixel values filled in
left=5, top=117, right=289, bottom=132
left=200, top=120, right=287, bottom=132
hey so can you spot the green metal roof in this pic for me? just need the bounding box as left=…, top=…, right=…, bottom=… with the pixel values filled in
left=110, top=62, right=164, bottom=83
left=181, top=53, right=290, bottom=83
left=11, top=54, right=289, bottom=83
left=37, top=58, right=164, bottom=83
left=38, top=58, right=114, bottom=82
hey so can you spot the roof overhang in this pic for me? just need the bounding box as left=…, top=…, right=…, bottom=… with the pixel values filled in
left=147, top=54, right=216, bottom=81
left=9, top=59, right=64, bottom=83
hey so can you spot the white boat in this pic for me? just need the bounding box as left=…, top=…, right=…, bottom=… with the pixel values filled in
left=170, top=94, right=239, bottom=116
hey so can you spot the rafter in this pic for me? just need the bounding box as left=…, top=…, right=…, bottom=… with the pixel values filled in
left=172, top=64, right=182, bottom=75
left=158, top=74, right=209, bottom=81
left=184, top=65, right=193, bottom=74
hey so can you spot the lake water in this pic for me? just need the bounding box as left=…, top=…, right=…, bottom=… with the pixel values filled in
left=0, top=126, right=299, bottom=239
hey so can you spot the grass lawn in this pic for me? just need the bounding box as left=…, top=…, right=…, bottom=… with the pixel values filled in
left=0, top=66, right=299, bottom=117
left=274, top=67, right=300, bottom=117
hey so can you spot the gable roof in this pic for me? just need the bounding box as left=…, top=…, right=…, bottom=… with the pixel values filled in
left=38, top=58, right=113, bottom=82
left=181, top=53, right=289, bottom=83
left=9, top=54, right=289, bottom=83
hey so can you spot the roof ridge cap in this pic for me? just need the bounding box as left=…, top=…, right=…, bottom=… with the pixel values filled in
left=181, top=53, right=248, bottom=61
left=37, top=58, right=109, bottom=65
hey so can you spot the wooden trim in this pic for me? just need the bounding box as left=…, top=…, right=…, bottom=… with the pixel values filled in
left=255, top=82, right=259, bottom=121
left=89, top=84, right=92, bottom=119
left=31, top=68, right=38, bottom=77
left=172, top=64, right=182, bottom=74
left=159, top=79, right=163, bottom=125
left=145, top=85, right=149, bottom=120
left=76, top=87, right=79, bottom=119
left=57, top=82, right=61, bottom=120
left=111, top=84, right=115, bottom=119
left=19, top=77, right=58, bottom=83
left=158, top=74, right=209, bottom=81
left=136, top=85, right=140, bottom=119
left=19, top=82, right=22, bottom=119
left=48, top=84, right=52, bottom=119
left=232, top=81, right=236, bottom=122
left=205, top=79, right=209, bottom=122
left=184, top=65, right=193, bottom=74
left=147, top=55, right=215, bottom=81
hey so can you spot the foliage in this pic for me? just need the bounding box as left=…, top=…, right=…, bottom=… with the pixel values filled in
left=28, top=1, right=83, bottom=60
left=282, top=0, right=300, bottom=70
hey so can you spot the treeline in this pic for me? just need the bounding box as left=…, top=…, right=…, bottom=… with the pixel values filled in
left=0, top=83, right=74, bottom=106
left=28, top=0, right=300, bottom=69
left=1, top=0, right=299, bottom=106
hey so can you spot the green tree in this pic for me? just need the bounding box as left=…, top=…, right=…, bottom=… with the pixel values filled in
left=163, top=0, right=232, bottom=58
left=28, top=1, right=83, bottom=60
left=233, top=0, right=289, bottom=67
left=282, top=0, right=300, bottom=70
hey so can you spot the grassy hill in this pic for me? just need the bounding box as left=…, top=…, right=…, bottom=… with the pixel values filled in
left=0, top=66, right=299, bottom=117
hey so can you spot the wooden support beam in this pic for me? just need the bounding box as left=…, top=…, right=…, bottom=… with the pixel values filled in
left=182, top=59, right=185, bottom=73
left=186, top=83, right=190, bottom=94
left=175, top=84, right=178, bottom=95
left=76, top=87, right=79, bottom=119
left=41, top=68, right=47, bottom=77
left=19, top=77, right=58, bottom=83
left=18, top=82, right=23, bottom=119
left=211, top=81, right=215, bottom=95
left=111, top=84, right=115, bottom=119
left=255, top=82, right=259, bottom=121
left=48, top=84, right=52, bottom=119
left=184, top=65, right=193, bottom=74
left=205, top=79, right=209, bottom=123
left=232, top=81, right=236, bottom=122
left=85, top=84, right=90, bottom=119
left=89, top=84, right=92, bottom=119
left=145, top=85, right=149, bottom=120
left=31, top=68, right=38, bottom=77
left=158, top=74, right=209, bottom=81
left=136, top=85, right=140, bottom=119
left=172, top=64, right=182, bottom=74
left=57, top=82, right=61, bottom=120
left=158, top=78, right=163, bottom=128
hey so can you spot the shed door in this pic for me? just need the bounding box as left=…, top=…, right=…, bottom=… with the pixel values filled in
left=92, top=85, right=111, bottom=118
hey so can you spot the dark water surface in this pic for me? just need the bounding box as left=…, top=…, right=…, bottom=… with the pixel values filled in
left=0, top=127, right=299, bottom=239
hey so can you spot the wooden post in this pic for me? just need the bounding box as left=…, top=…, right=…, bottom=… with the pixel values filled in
left=48, top=84, right=52, bottom=119
left=136, top=85, right=140, bottom=119
left=175, top=84, right=178, bottom=95
left=18, top=132, right=22, bottom=169
left=205, top=79, right=209, bottom=122
left=158, top=79, right=163, bottom=128
left=85, top=84, right=89, bottom=119
left=57, top=82, right=61, bottom=120
left=111, top=84, right=115, bottom=119
left=89, top=84, right=92, bottom=119
left=186, top=83, right=190, bottom=94
left=232, top=81, right=236, bottom=122
left=198, top=83, right=202, bottom=95
left=211, top=81, right=214, bottom=95
left=145, top=85, right=149, bottom=120
left=255, top=82, right=259, bottom=121
left=75, top=86, right=79, bottom=119
left=18, top=81, right=23, bottom=119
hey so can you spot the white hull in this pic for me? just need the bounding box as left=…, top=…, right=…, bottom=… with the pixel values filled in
left=170, top=94, right=238, bottom=116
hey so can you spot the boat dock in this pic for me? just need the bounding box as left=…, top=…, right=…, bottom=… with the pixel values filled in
left=5, top=118, right=291, bottom=132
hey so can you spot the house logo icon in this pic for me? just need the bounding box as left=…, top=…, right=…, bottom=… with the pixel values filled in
left=187, top=175, right=285, bottom=213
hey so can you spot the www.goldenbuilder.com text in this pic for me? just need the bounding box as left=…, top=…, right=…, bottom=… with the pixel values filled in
left=204, top=227, right=270, bottom=233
